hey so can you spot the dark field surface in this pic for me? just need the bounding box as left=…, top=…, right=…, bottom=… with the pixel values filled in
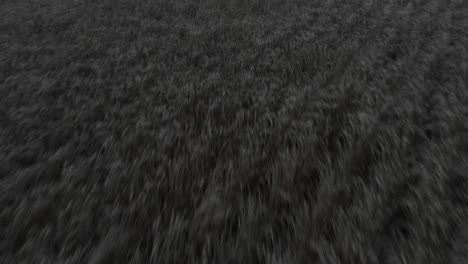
left=1, top=0, right=468, bottom=263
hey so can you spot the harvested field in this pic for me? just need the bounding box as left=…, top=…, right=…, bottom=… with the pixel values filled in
left=1, top=0, right=468, bottom=263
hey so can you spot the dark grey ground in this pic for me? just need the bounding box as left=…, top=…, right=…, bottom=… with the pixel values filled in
left=1, top=0, right=468, bottom=263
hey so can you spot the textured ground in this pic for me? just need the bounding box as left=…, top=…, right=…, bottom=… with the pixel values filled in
left=1, top=0, right=468, bottom=263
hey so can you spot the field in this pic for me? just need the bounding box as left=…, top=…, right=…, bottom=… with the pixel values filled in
left=1, top=0, right=468, bottom=263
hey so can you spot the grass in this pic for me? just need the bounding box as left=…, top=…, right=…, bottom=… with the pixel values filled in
left=1, top=0, right=468, bottom=263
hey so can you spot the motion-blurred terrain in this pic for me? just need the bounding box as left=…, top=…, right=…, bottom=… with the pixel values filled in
left=1, top=0, right=468, bottom=263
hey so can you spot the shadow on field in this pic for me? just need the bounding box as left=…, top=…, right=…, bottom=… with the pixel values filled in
left=1, top=0, right=468, bottom=263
